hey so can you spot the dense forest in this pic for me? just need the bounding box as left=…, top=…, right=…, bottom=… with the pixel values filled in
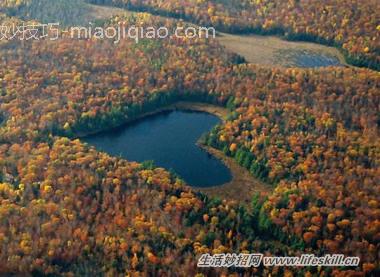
left=0, top=0, right=96, bottom=26
left=0, top=0, right=380, bottom=70
left=86, top=0, right=380, bottom=70
left=1, top=0, right=379, bottom=69
left=0, top=1, right=379, bottom=276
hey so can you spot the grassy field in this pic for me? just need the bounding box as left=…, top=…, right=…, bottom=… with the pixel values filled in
left=218, top=32, right=347, bottom=67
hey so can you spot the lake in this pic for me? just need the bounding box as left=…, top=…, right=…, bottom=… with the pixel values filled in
left=83, top=110, right=232, bottom=187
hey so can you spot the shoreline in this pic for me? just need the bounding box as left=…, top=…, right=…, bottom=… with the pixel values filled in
left=175, top=103, right=273, bottom=203
left=76, top=101, right=229, bottom=139
left=80, top=101, right=272, bottom=203
left=195, top=144, right=272, bottom=205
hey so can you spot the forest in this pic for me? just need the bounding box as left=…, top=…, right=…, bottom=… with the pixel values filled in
left=1, top=0, right=379, bottom=69
left=0, top=1, right=379, bottom=276
left=85, top=0, right=380, bottom=70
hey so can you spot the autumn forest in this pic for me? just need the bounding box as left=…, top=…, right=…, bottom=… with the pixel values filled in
left=0, top=0, right=379, bottom=276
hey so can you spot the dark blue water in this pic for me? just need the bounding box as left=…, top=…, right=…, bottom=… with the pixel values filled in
left=83, top=110, right=232, bottom=187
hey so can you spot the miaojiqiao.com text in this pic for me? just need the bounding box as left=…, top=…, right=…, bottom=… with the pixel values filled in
left=0, top=22, right=216, bottom=43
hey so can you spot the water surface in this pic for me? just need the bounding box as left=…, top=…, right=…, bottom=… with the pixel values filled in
left=83, top=110, right=232, bottom=187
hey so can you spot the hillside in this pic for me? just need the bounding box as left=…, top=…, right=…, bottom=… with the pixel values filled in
left=0, top=2, right=379, bottom=277
left=87, top=0, right=380, bottom=70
